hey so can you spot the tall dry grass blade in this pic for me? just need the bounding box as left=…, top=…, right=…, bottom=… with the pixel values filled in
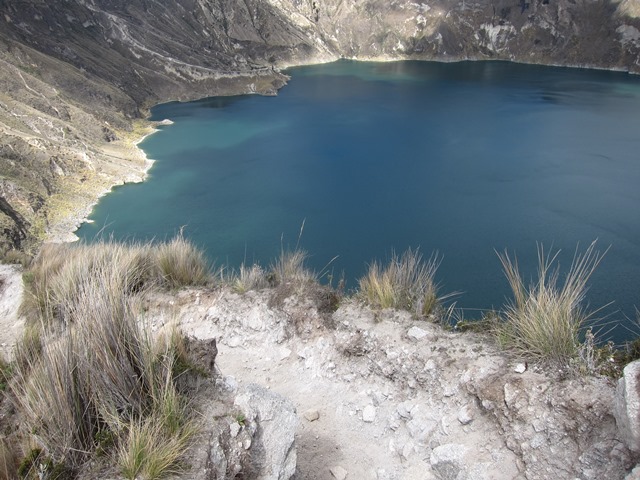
left=231, top=263, right=269, bottom=293
left=497, top=241, right=606, bottom=366
left=270, top=249, right=316, bottom=285
left=154, top=235, right=210, bottom=288
left=358, top=248, right=444, bottom=317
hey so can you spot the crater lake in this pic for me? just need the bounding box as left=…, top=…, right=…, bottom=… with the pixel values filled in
left=77, top=60, right=640, bottom=343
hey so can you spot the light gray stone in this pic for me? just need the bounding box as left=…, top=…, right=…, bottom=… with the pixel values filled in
left=229, top=421, right=241, bottom=438
left=363, top=404, right=377, bottom=423
left=457, top=405, right=473, bottom=425
left=430, top=443, right=468, bottom=480
left=401, top=440, right=415, bottom=460
left=330, top=465, right=348, bottom=480
left=304, top=409, right=320, bottom=422
left=407, top=326, right=428, bottom=340
left=397, top=401, right=413, bottom=419
left=279, top=347, right=292, bottom=361
left=234, top=383, right=298, bottom=480
left=513, top=363, right=527, bottom=374
left=614, top=360, right=640, bottom=452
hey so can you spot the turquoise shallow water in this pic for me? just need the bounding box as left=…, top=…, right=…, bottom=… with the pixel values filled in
left=78, top=60, right=640, bottom=342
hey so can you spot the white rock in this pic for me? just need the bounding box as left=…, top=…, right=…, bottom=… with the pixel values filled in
left=397, top=401, right=413, bottom=419
left=457, top=404, right=474, bottom=425
left=279, top=347, right=292, bottom=361
left=407, top=326, right=428, bottom=340
left=304, top=409, right=320, bottom=422
left=430, top=443, right=468, bottom=480
left=363, top=405, right=377, bottom=423
left=229, top=421, right=241, bottom=438
left=615, top=360, right=640, bottom=452
left=234, top=383, right=298, bottom=479
left=330, top=465, right=348, bottom=480
left=514, top=363, right=527, bottom=374
left=401, top=441, right=415, bottom=460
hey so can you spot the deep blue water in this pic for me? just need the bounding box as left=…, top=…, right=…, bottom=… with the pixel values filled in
left=78, top=60, right=640, bottom=343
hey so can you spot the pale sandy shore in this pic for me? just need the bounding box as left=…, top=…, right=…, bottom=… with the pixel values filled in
left=44, top=123, right=165, bottom=244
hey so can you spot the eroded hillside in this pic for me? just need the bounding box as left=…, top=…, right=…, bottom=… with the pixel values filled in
left=1, top=0, right=640, bottom=252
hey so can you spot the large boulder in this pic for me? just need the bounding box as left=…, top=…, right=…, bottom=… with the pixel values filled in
left=234, top=383, right=298, bottom=480
left=615, top=360, right=640, bottom=453
left=185, top=380, right=298, bottom=480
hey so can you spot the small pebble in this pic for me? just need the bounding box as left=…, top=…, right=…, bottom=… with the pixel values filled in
left=304, top=409, right=320, bottom=422
left=330, top=465, right=348, bottom=480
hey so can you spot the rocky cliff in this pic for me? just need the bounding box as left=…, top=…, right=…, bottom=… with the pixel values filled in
left=0, top=0, right=639, bottom=252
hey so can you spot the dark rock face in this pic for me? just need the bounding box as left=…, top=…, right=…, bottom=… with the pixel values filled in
left=0, top=0, right=639, bottom=252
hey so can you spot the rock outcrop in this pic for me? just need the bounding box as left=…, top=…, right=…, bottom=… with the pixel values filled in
left=146, top=285, right=639, bottom=478
left=1, top=0, right=640, bottom=251
left=616, top=360, right=640, bottom=454
left=185, top=379, right=299, bottom=480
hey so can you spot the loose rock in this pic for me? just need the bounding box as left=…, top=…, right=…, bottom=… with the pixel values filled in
left=430, top=444, right=468, bottom=480
left=457, top=405, right=473, bottom=425
left=330, top=465, right=348, bottom=480
left=304, top=409, right=320, bottom=422
left=514, top=363, right=527, bottom=374
left=407, top=326, right=428, bottom=341
left=363, top=405, right=377, bottom=423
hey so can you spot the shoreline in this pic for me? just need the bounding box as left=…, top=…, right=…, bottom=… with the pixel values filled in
left=44, top=122, right=162, bottom=244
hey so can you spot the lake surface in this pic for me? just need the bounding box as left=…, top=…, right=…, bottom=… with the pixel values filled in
left=78, top=60, right=640, bottom=343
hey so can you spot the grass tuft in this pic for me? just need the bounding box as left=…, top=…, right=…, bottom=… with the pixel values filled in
left=270, top=249, right=316, bottom=286
left=10, top=239, right=199, bottom=474
left=155, top=235, right=210, bottom=289
left=118, top=414, right=195, bottom=480
left=231, top=263, right=269, bottom=293
left=358, top=248, right=443, bottom=316
left=496, top=241, right=606, bottom=366
left=21, top=236, right=210, bottom=327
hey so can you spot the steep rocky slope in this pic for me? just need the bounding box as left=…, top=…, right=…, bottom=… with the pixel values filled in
left=1, top=0, right=640, bottom=252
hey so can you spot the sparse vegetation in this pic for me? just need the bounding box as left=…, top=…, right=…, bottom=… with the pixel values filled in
left=495, top=241, right=606, bottom=366
left=0, top=355, right=10, bottom=392
left=0, top=438, right=19, bottom=480
left=155, top=235, right=210, bottom=288
left=358, top=248, right=444, bottom=317
left=21, top=236, right=210, bottom=325
left=270, top=249, right=316, bottom=286
left=232, top=263, right=269, bottom=293
left=7, top=237, right=207, bottom=476
left=0, top=249, right=32, bottom=267
left=3, top=232, right=639, bottom=479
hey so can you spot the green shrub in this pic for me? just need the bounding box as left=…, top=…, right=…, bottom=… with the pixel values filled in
left=358, top=248, right=443, bottom=316
left=496, top=241, right=606, bottom=366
